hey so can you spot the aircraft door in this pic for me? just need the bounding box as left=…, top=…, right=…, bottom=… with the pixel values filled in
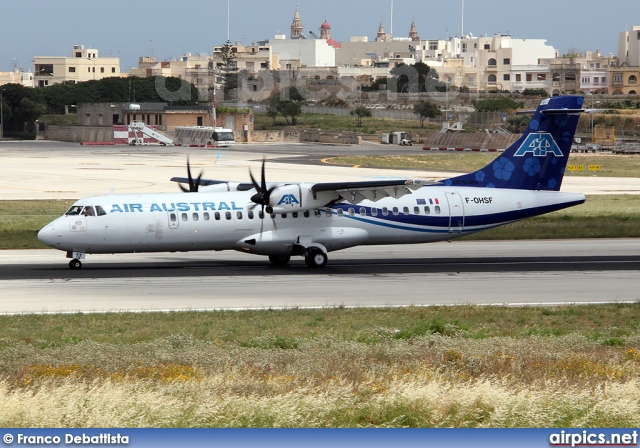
left=446, top=192, right=464, bottom=233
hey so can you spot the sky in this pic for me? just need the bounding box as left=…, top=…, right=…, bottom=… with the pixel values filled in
left=1, top=0, right=639, bottom=73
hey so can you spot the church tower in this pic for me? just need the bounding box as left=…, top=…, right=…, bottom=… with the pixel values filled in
left=409, top=20, right=420, bottom=41
left=291, top=6, right=303, bottom=39
left=376, top=22, right=387, bottom=42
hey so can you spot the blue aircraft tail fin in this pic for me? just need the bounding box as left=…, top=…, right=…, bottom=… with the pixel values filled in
left=445, top=95, right=584, bottom=191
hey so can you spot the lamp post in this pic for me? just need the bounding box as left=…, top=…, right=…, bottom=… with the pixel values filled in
left=0, top=89, right=5, bottom=141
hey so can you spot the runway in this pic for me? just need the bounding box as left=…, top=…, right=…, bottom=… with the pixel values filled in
left=1, top=141, right=639, bottom=314
left=1, top=239, right=639, bottom=314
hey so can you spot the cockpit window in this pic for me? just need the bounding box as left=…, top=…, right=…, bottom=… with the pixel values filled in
left=65, top=205, right=84, bottom=216
left=66, top=205, right=105, bottom=216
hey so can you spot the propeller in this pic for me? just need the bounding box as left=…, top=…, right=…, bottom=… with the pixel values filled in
left=248, top=157, right=276, bottom=214
left=179, top=157, right=204, bottom=193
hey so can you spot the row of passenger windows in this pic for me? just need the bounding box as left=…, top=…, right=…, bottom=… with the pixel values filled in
left=169, top=205, right=442, bottom=223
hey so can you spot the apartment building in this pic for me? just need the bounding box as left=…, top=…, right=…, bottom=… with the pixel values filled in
left=33, top=45, right=121, bottom=87
left=0, top=69, right=34, bottom=87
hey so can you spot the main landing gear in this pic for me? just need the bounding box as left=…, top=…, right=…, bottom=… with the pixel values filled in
left=267, top=247, right=328, bottom=268
left=69, top=259, right=82, bottom=270
left=304, top=248, right=328, bottom=268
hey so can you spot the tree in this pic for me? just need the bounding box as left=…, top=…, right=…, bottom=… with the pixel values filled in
left=562, top=47, right=581, bottom=59
left=413, top=100, right=439, bottom=127
left=277, top=100, right=302, bottom=125
left=219, top=40, right=238, bottom=97
left=265, top=108, right=278, bottom=124
left=350, top=106, right=372, bottom=127
left=389, top=62, right=440, bottom=93
left=265, top=97, right=301, bottom=126
left=16, top=97, right=46, bottom=132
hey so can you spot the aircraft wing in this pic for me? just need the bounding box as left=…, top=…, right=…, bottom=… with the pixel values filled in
left=311, top=179, right=439, bottom=204
left=170, top=177, right=228, bottom=187
left=170, top=177, right=256, bottom=191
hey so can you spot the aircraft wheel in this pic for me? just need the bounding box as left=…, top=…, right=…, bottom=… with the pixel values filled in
left=69, top=259, right=82, bottom=270
left=269, top=255, right=291, bottom=266
left=305, top=250, right=327, bottom=268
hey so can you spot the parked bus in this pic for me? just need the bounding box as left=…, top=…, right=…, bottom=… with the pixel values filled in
left=174, top=126, right=235, bottom=147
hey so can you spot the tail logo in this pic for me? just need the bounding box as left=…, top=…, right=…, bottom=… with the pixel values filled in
left=514, top=133, right=564, bottom=158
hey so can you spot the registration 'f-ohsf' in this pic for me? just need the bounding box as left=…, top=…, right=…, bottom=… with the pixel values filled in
left=39, top=96, right=587, bottom=269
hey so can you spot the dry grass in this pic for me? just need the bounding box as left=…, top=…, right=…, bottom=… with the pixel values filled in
left=1, top=306, right=640, bottom=427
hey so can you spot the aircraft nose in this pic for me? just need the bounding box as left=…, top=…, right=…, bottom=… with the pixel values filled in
left=38, top=223, right=61, bottom=248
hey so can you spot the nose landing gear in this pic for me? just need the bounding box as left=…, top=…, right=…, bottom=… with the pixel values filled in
left=66, top=251, right=85, bottom=270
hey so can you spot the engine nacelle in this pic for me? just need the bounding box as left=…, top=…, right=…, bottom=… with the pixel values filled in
left=267, top=184, right=337, bottom=214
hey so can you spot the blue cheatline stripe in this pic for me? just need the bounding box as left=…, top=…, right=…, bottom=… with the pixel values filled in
left=330, top=199, right=584, bottom=234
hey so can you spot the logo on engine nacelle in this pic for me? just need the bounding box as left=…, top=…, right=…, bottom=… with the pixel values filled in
left=514, top=133, right=564, bottom=157
left=277, top=194, right=300, bottom=205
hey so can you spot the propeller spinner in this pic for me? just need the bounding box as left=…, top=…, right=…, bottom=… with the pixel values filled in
left=249, top=158, right=276, bottom=214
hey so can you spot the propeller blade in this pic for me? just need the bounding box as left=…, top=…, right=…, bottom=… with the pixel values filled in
left=178, top=156, right=204, bottom=193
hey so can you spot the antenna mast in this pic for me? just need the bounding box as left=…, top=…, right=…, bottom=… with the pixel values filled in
left=461, top=0, right=464, bottom=37
left=390, top=0, right=393, bottom=39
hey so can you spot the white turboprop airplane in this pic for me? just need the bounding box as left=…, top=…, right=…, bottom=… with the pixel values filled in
left=39, top=96, right=587, bottom=270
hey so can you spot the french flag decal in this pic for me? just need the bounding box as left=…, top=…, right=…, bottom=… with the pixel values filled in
left=428, top=198, right=440, bottom=205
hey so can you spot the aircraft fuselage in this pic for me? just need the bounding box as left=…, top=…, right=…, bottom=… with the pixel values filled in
left=38, top=187, right=585, bottom=257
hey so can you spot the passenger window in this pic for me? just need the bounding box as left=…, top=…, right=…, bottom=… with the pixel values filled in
left=225, top=212, right=232, bottom=220
left=215, top=212, right=221, bottom=220
left=181, top=213, right=188, bottom=221
left=292, top=212, right=298, bottom=218
left=314, top=209, right=321, bottom=217
left=348, top=208, right=355, bottom=216
left=435, top=206, right=441, bottom=214
left=259, top=211, right=265, bottom=219
left=237, top=211, right=243, bottom=220
left=403, top=207, right=409, bottom=215
left=304, top=210, right=310, bottom=218
left=372, top=208, right=378, bottom=217
left=360, top=207, right=366, bottom=216
left=281, top=213, right=287, bottom=219
left=382, top=207, right=389, bottom=216
left=424, top=206, right=431, bottom=214
left=248, top=211, right=254, bottom=220
left=96, top=205, right=107, bottom=216
left=81, top=206, right=95, bottom=216
left=170, top=213, right=177, bottom=222
left=337, top=209, right=344, bottom=217
left=325, top=209, right=332, bottom=217
left=392, top=207, right=399, bottom=216
left=192, top=213, right=199, bottom=221
left=204, top=212, right=210, bottom=221
left=414, top=206, right=420, bottom=214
